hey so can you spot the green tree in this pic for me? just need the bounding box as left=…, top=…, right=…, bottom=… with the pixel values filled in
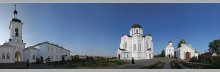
left=209, top=40, right=220, bottom=56
left=190, top=57, right=198, bottom=62
left=161, top=50, right=165, bottom=57
left=40, top=56, right=44, bottom=64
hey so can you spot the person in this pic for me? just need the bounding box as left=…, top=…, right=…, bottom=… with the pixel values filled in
left=132, top=57, right=135, bottom=64
left=26, top=60, right=29, bottom=68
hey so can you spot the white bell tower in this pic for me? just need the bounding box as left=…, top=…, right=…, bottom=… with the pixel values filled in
left=8, top=4, right=26, bottom=49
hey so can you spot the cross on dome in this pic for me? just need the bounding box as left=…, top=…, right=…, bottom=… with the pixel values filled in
left=13, top=4, right=17, bottom=18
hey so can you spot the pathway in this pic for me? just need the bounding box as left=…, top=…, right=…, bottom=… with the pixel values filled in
left=115, top=57, right=163, bottom=69
left=162, top=57, right=172, bottom=69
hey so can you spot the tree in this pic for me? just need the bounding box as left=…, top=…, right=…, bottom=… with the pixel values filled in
left=35, top=57, right=41, bottom=64
left=161, top=50, right=165, bottom=57
left=40, top=56, right=44, bottom=63
left=45, top=57, right=51, bottom=63
left=209, top=40, right=220, bottom=56
left=190, top=57, right=199, bottom=62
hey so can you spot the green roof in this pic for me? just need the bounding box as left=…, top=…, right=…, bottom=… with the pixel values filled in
left=131, top=23, right=142, bottom=28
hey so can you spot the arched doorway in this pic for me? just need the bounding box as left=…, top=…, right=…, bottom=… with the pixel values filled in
left=15, top=51, right=21, bottom=62
left=118, top=54, right=120, bottom=59
left=169, top=54, right=171, bottom=57
left=185, top=52, right=190, bottom=60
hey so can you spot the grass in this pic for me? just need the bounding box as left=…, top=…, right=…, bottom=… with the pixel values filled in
left=170, top=60, right=182, bottom=69
left=47, top=59, right=127, bottom=68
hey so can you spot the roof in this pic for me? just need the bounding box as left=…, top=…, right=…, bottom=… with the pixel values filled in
left=24, top=46, right=38, bottom=50
left=131, top=23, right=142, bottom=28
left=118, top=48, right=126, bottom=51
left=0, top=43, right=16, bottom=48
left=12, top=18, right=21, bottom=23
left=30, top=41, right=70, bottom=52
left=168, top=40, right=172, bottom=43
left=121, top=34, right=131, bottom=37
left=146, top=33, right=152, bottom=36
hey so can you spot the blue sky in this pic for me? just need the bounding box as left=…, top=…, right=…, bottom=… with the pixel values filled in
left=1, top=3, right=220, bottom=56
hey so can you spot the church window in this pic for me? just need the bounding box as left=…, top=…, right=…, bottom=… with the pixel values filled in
left=15, top=28, right=19, bottom=36
left=33, top=55, right=35, bottom=60
left=7, top=53, right=10, bottom=59
left=136, top=30, right=138, bottom=33
left=51, top=56, right=53, bottom=61
left=133, top=44, right=136, bottom=51
left=2, top=53, right=5, bottom=59
left=138, top=44, right=141, bottom=51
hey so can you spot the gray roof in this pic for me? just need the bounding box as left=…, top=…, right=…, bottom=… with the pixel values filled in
left=0, top=43, right=16, bottom=48
left=29, top=41, right=70, bottom=52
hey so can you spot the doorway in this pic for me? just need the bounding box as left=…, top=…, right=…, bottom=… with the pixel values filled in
left=15, top=51, right=21, bottom=62
left=185, top=52, right=190, bottom=60
left=118, top=54, right=120, bottom=59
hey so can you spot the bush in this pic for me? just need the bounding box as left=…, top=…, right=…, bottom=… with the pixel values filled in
left=190, top=57, right=199, bottom=62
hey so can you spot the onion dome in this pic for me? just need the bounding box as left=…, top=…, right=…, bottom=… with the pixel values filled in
left=168, top=40, right=172, bottom=43
left=131, top=23, right=142, bottom=28
left=146, top=33, right=152, bottom=36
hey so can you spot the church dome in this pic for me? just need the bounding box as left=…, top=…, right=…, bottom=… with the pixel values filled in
left=14, top=9, right=17, bottom=15
left=180, top=39, right=186, bottom=44
left=146, top=33, right=152, bottom=36
left=168, top=40, right=172, bottom=43
left=131, top=23, right=142, bottom=28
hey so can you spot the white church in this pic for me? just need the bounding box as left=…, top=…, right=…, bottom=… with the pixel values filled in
left=0, top=5, right=70, bottom=63
left=165, top=40, right=175, bottom=57
left=175, top=39, right=199, bottom=60
left=117, top=23, right=154, bottom=60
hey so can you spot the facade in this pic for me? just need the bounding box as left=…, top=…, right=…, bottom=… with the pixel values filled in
left=0, top=6, right=25, bottom=63
left=24, top=41, right=71, bottom=63
left=165, top=40, right=175, bottom=57
left=117, top=24, right=153, bottom=60
left=175, top=39, right=199, bottom=60
left=0, top=5, right=70, bottom=63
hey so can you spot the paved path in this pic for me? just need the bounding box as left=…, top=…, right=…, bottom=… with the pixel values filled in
left=162, top=57, right=172, bottom=69
left=114, top=57, right=164, bottom=69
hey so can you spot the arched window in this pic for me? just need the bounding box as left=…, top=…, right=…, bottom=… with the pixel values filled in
left=32, top=55, right=35, bottom=60
left=136, top=29, right=138, bottom=33
left=133, top=44, right=136, bottom=51
left=2, top=53, right=5, bottom=59
left=7, top=52, right=10, bottom=59
left=138, top=44, right=141, bottom=51
left=15, top=28, right=19, bottom=36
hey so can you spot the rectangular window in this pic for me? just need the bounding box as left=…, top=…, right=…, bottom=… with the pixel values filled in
left=2, top=54, right=5, bottom=59
left=133, top=44, right=136, bottom=51
left=7, top=53, right=10, bottom=59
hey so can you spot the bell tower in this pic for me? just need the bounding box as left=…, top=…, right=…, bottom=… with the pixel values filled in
left=8, top=4, right=26, bottom=49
